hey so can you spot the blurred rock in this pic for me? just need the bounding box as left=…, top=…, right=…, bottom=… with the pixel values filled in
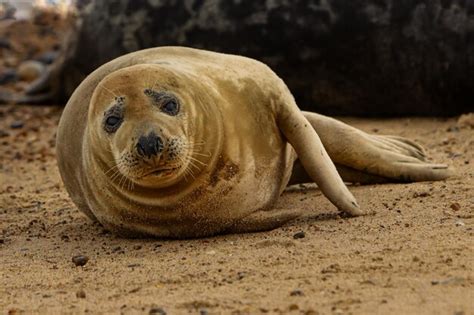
left=0, top=38, right=11, bottom=49
left=36, top=50, right=59, bottom=65
left=0, top=2, right=16, bottom=20
left=18, top=60, right=45, bottom=82
left=0, top=69, right=17, bottom=85
left=0, top=0, right=473, bottom=115
left=50, top=0, right=473, bottom=116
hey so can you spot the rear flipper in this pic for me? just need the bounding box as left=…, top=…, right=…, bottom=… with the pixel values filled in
left=292, top=112, right=452, bottom=184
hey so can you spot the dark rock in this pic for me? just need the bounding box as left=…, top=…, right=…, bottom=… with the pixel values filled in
left=450, top=202, right=461, bottom=211
left=76, top=289, right=86, bottom=298
left=0, top=2, right=16, bottom=20
left=36, top=51, right=59, bottom=65
left=293, top=231, right=306, bottom=239
left=10, top=120, right=24, bottom=129
left=72, top=254, right=89, bottom=266
left=0, top=38, right=11, bottom=49
left=290, top=289, right=304, bottom=296
left=149, top=306, right=166, bottom=315
left=44, top=0, right=473, bottom=116
left=0, top=69, right=17, bottom=85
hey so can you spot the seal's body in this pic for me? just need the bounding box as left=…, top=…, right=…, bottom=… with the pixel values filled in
left=57, top=47, right=450, bottom=238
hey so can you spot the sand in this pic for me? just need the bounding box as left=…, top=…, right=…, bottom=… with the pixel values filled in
left=0, top=105, right=472, bottom=314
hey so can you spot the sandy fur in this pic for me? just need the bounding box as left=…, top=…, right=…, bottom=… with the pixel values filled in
left=56, top=47, right=450, bottom=238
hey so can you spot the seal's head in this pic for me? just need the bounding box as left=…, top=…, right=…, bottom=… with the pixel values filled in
left=86, top=64, right=217, bottom=190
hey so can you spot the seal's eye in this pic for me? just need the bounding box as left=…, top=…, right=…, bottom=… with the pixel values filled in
left=104, top=115, right=122, bottom=133
left=161, top=100, right=179, bottom=116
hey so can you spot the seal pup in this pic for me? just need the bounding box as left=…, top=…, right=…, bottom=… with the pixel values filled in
left=56, top=47, right=450, bottom=238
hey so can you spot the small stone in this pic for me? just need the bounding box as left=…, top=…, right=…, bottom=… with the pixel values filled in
left=0, top=69, right=17, bottom=85
left=133, top=245, right=142, bottom=250
left=35, top=51, right=59, bottom=64
left=413, top=191, right=430, bottom=198
left=72, top=255, right=89, bottom=266
left=289, top=304, right=299, bottom=310
left=199, top=309, right=209, bottom=315
left=17, top=60, right=45, bottom=82
left=237, top=271, right=245, bottom=280
left=290, top=289, right=304, bottom=296
left=0, top=38, right=11, bottom=49
left=76, top=290, right=86, bottom=298
left=455, top=221, right=465, bottom=227
left=128, top=263, right=140, bottom=268
left=10, top=120, right=24, bottom=129
left=149, top=306, right=166, bottom=315
left=293, top=231, right=305, bottom=239
left=450, top=203, right=461, bottom=211
left=129, top=287, right=141, bottom=293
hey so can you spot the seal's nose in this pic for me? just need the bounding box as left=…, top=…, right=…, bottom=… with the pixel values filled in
left=136, top=132, right=163, bottom=158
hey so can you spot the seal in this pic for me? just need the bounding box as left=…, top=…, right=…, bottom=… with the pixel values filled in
left=56, top=46, right=451, bottom=238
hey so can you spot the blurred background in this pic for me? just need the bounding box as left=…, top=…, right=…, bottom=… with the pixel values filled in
left=0, top=0, right=473, bottom=116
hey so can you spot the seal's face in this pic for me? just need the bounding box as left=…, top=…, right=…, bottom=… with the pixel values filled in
left=87, top=65, right=208, bottom=189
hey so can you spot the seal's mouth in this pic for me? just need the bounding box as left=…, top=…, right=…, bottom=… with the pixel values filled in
left=142, top=166, right=180, bottom=178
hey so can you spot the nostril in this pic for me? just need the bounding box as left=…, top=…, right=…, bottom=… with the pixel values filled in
left=136, top=139, right=146, bottom=157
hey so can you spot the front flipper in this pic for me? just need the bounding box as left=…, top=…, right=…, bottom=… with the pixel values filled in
left=278, top=110, right=364, bottom=216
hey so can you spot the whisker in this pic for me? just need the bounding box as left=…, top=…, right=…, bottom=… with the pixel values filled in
left=98, top=84, right=118, bottom=98
left=188, top=156, right=207, bottom=166
left=191, top=152, right=212, bottom=157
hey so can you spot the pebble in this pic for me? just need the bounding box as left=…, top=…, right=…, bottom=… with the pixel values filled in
left=293, top=231, right=305, bottom=239
left=10, top=120, right=24, bottom=129
left=0, top=38, right=11, bottom=49
left=72, top=255, right=89, bottom=267
left=237, top=271, right=245, bottom=280
left=0, top=69, right=17, bottom=85
left=290, top=289, right=304, bottom=296
left=149, top=306, right=166, bottom=315
left=455, top=221, right=465, bottom=227
left=35, top=51, right=59, bottom=64
left=76, top=289, right=86, bottom=298
left=0, top=130, right=9, bottom=137
left=450, top=203, right=461, bottom=211
left=17, top=60, right=45, bottom=82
